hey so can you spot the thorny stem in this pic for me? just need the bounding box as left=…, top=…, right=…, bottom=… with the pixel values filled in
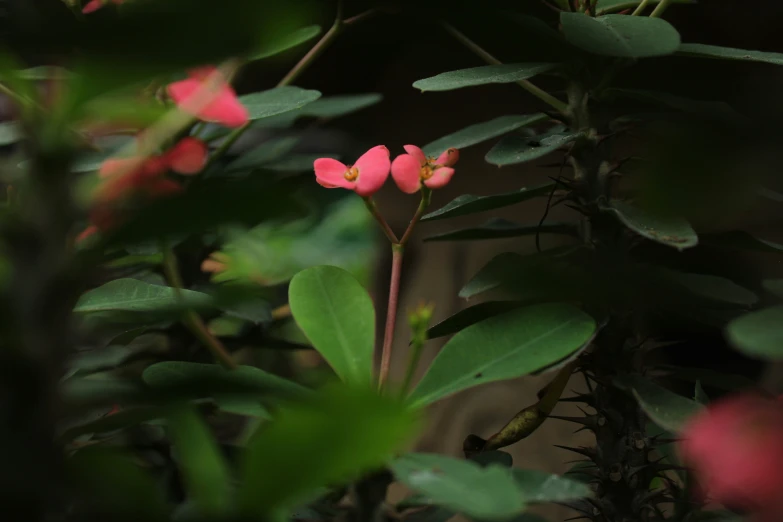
left=378, top=245, right=403, bottom=391
left=363, top=198, right=399, bottom=243
left=631, top=0, right=652, bottom=15
left=649, top=0, right=673, bottom=17
left=162, top=246, right=237, bottom=369
left=441, top=22, right=569, bottom=115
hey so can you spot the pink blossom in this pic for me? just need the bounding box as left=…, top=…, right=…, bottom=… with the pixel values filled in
left=391, top=145, right=458, bottom=194
left=167, top=67, right=249, bottom=128
left=313, top=145, right=391, bottom=197
left=82, top=0, right=123, bottom=14
left=679, top=392, right=783, bottom=520
left=164, top=137, right=208, bottom=174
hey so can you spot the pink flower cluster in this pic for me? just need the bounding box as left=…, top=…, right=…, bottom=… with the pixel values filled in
left=314, top=144, right=459, bottom=197
left=679, top=392, right=783, bottom=522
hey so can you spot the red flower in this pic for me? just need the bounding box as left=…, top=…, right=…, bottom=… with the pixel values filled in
left=391, top=145, right=458, bottom=194
left=167, top=67, right=249, bottom=128
left=313, top=145, right=391, bottom=197
left=82, top=0, right=123, bottom=14
left=679, top=392, right=783, bottom=520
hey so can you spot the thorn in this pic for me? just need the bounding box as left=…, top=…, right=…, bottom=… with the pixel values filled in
left=554, top=445, right=596, bottom=459
left=549, top=415, right=591, bottom=426
left=563, top=517, right=591, bottom=522
left=559, top=393, right=596, bottom=406
left=573, top=426, right=593, bottom=435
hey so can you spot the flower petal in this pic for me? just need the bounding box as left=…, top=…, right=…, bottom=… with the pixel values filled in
left=391, top=154, right=422, bottom=194
left=76, top=225, right=99, bottom=243
left=201, top=86, right=249, bottom=128
left=167, top=75, right=249, bottom=128
left=424, top=167, right=455, bottom=190
left=145, top=179, right=183, bottom=197
left=99, top=157, right=143, bottom=178
left=166, top=138, right=207, bottom=174
left=82, top=0, right=104, bottom=13
left=403, top=145, right=427, bottom=166
left=435, top=147, right=459, bottom=167
left=353, top=145, right=390, bottom=197
left=314, top=158, right=354, bottom=190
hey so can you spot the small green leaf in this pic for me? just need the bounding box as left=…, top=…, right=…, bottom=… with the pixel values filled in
left=427, top=301, right=525, bottom=340
left=424, top=219, right=576, bottom=242
left=595, top=0, right=695, bottom=15
left=614, top=374, right=703, bottom=432
left=167, top=405, right=232, bottom=517
left=409, top=303, right=596, bottom=406
left=694, top=381, right=709, bottom=405
left=726, top=306, right=783, bottom=360
left=511, top=469, right=591, bottom=503
left=607, top=200, right=698, bottom=250
left=251, top=25, right=322, bottom=60
left=239, top=384, right=419, bottom=517
left=289, top=266, right=375, bottom=386
left=73, top=279, right=213, bottom=314
left=678, top=43, right=783, bottom=66
left=413, top=64, right=557, bottom=92
left=701, top=231, right=783, bottom=254
left=0, top=121, right=21, bottom=145
left=485, top=127, right=581, bottom=166
left=239, top=87, right=322, bottom=120
left=561, top=13, right=681, bottom=58
left=390, top=453, right=526, bottom=520
left=300, top=93, right=383, bottom=119
left=421, top=183, right=555, bottom=222
left=422, top=114, right=548, bottom=158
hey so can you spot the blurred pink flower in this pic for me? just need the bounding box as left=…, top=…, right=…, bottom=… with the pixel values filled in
left=313, top=145, right=390, bottom=197
left=82, top=0, right=123, bottom=14
left=167, top=67, right=248, bottom=128
left=391, top=145, right=458, bottom=194
left=679, top=392, right=783, bottom=520
left=164, top=137, right=208, bottom=174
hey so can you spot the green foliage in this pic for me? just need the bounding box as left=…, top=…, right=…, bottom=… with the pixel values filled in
left=239, top=87, right=322, bottom=120
left=560, top=13, right=681, bottom=58
left=424, top=219, right=576, bottom=242
left=422, top=115, right=548, bottom=158
left=485, top=127, right=582, bottom=166
left=73, top=278, right=212, bottom=314
left=726, top=306, right=783, bottom=360
left=421, top=183, right=556, bottom=222
left=678, top=43, right=783, bottom=66
left=607, top=200, right=698, bottom=250
left=414, top=64, right=557, bottom=92
left=615, top=374, right=703, bottom=432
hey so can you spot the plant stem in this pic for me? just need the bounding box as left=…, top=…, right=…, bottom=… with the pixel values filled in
left=363, top=197, right=399, bottom=243
left=378, top=244, right=403, bottom=391
left=400, top=189, right=430, bottom=246
left=400, top=336, right=425, bottom=396
left=441, top=22, right=569, bottom=115
left=649, top=0, right=673, bottom=17
left=162, top=246, right=237, bottom=369
left=631, top=0, right=652, bottom=15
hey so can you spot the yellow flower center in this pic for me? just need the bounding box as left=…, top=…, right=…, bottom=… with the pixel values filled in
left=344, top=166, right=359, bottom=181
left=420, top=165, right=434, bottom=180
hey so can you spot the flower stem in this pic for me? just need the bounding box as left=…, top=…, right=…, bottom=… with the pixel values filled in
left=649, top=0, right=673, bottom=17
left=162, top=246, right=237, bottom=369
left=400, top=335, right=425, bottom=396
left=378, top=244, right=403, bottom=391
left=441, top=22, right=569, bottom=115
left=400, top=189, right=431, bottom=246
left=363, top=197, right=399, bottom=243
left=631, top=0, right=651, bottom=15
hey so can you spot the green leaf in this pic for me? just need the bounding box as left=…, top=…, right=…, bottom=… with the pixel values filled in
left=422, top=114, right=548, bottom=158
left=262, top=153, right=335, bottom=172
left=226, top=136, right=300, bottom=172
left=427, top=301, right=525, bottom=340
left=409, top=303, right=596, bottom=407
left=424, top=219, right=576, bottom=242
left=390, top=453, right=526, bottom=520
left=251, top=25, right=322, bottom=60
left=678, top=43, right=783, bottom=66
left=595, top=0, right=695, bottom=15
left=560, top=13, right=681, bottom=58
left=68, top=333, right=168, bottom=374
left=288, top=266, right=375, bottom=386
left=167, top=405, right=232, bottom=517
left=726, top=306, right=783, bottom=360
left=763, top=279, right=783, bottom=299
left=607, top=200, right=698, bottom=250
left=485, top=127, right=581, bottom=166
left=0, top=121, right=21, bottom=145
left=470, top=451, right=513, bottom=469
left=239, top=87, right=322, bottom=121
left=413, top=64, right=557, bottom=92
left=694, top=381, right=709, bottom=405
left=511, top=469, right=591, bottom=503
left=73, top=279, right=213, bottom=314
left=700, top=231, right=783, bottom=254
left=239, top=384, right=419, bottom=517
left=656, top=268, right=757, bottom=308
left=300, top=93, right=383, bottom=119
left=68, top=447, right=169, bottom=520
left=614, top=374, right=703, bottom=432
left=421, top=183, right=555, bottom=222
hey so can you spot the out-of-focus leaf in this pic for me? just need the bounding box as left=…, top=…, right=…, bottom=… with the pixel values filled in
left=413, top=64, right=557, bottom=92
left=694, top=381, right=709, bottom=405
left=226, top=136, right=300, bottom=172
left=73, top=279, right=212, bottom=314
left=470, top=451, right=513, bottom=469
left=167, top=405, right=232, bottom=517
left=606, top=200, right=698, bottom=250
left=0, top=122, right=21, bottom=145
left=421, top=183, right=555, bottom=222
left=614, top=374, right=703, bottom=432
left=726, top=306, right=783, bottom=361
left=404, top=506, right=456, bottom=522
left=424, top=219, right=576, bottom=242
left=655, top=268, right=757, bottom=308
left=390, top=453, right=526, bottom=520
left=239, top=87, right=322, bottom=120
left=763, top=279, right=783, bottom=299
left=263, top=153, right=336, bottom=172
left=511, top=469, right=591, bottom=503
left=561, top=13, right=681, bottom=58
left=289, top=266, right=375, bottom=386
left=299, top=93, right=383, bottom=119
left=422, top=114, right=548, bottom=158
left=238, top=384, right=419, bottom=518
left=68, top=333, right=168, bottom=374
left=427, top=301, right=525, bottom=340
left=251, top=25, right=322, bottom=60
left=485, top=127, right=581, bottom=166
left=409, top=304, right=596, bottom=406
left=595, top=0, right=695, bottom=14
left=678, top=43, right=783, bottom=66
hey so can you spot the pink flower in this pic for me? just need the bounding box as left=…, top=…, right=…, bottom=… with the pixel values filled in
left=313, top=145, right=391, bottom=197
left=391, top=145, right=459, bottom=194
left=82, top=0, right=123, bottom=13
left=167, top=67, right=249, bottom=128
left=164, top=137, right=208, bottom=175
left=679, top=393, right=783, bottom=519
